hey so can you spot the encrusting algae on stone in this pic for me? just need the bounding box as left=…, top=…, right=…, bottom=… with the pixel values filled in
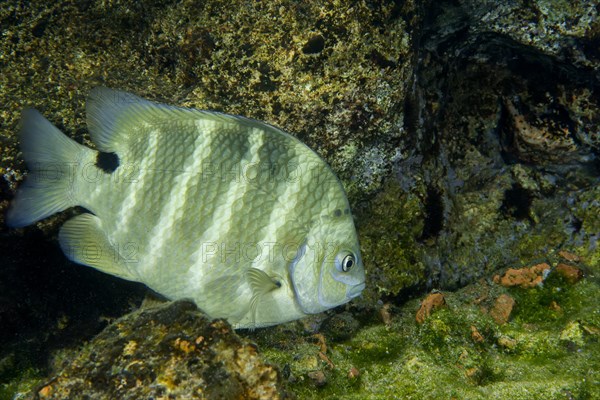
left=30, top=301, right=290, bottom=400
left=493, top=263, right=551, bottom=288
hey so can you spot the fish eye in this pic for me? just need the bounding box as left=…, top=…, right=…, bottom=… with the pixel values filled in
left=338, top=253, right=356, bottom=272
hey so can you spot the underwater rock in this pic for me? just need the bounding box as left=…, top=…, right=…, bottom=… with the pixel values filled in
left=559, top=321, right=585, bottom=347
left=470, top=325, right=485, bottom=343
left=502, top=99, right=587, bottom=165
left=489, top=294, right=516, bottom=325
left=347, top=366, right=360, bottom=380
left=411, top=0, right=600, bottom=290
left=356, top=181, right=426, bottom=298
left=497, top=335, right=518, bottom=350
left=493, top=263, right=551, bottom=288
left=26, top=301, right=289, bottom=400
left=320, top=312, right=361, bottom=342
left=558, top=250, right=581, bottom=263
left=554, top=263, right=584, bottom=284
left=415, top=292, right=447, bottom=324
left=306, top=370, right=327, bottom=388
left=378, top=303, right=393, bottom=326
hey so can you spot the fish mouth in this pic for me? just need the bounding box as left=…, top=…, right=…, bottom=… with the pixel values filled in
left=346, top=282, right=366, bottom=299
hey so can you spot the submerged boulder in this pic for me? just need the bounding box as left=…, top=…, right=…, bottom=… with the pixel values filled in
left=28, top=300, right=289, bottom=400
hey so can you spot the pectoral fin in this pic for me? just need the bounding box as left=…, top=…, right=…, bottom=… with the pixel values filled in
left=246, top=268, right=281, bottom=326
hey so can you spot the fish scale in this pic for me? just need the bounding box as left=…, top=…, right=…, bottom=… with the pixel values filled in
left=6, top=87, right=366, bottom=328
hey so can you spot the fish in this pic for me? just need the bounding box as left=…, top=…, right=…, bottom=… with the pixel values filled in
left=6, top=87, right=365, bottom=329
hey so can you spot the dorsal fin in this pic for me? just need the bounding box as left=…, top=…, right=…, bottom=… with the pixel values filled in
left=85, top=87, right=300, bottom=154
left=86, top=87, right=191, bottom=153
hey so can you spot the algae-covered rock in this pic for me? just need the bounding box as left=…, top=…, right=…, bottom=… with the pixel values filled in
left=252, top=258, right=599, bottom=400
left=24, top=300, right=289, bottom=400
left=356, top=181, right=426, bottom=298
left=1, top=0, right=597, bottom=300
left=408, top=0, right=600, bottom=288
left=0, top=0, right=416, bottom=202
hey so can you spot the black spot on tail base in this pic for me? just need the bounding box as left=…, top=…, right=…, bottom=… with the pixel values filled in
left=96, top=152, right=120, bottom=173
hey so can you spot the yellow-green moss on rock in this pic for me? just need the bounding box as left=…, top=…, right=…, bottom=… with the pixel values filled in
left=357, top=181, right=426, bottom=297
left=252, top=271, right=600, bottom=399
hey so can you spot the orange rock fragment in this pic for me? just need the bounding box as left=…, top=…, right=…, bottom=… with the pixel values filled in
left=549, top=301, right=562, bottom=312
left=348, top=366, right=360, bottom=379
left=313, top=333, right=334, bottom=368
left=470, top=325, right=484, bottom=343
left=558, top=250, right=580, bottom=263
left=416, top=293, right=446, bottom=324
left=555, top=263, right=583, bottom=284
left=174, top=338, right=195, bottom=353
left=493, top=263, right=550, bottom=288
left=313, top=333, right=327, bottom=353
left=38, top=385, right=53, bottom=398
left=490, top=294, right=515, bottom=325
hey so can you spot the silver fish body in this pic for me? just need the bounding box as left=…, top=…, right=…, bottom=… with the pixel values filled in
left=7, top=88, right=366, bottom=328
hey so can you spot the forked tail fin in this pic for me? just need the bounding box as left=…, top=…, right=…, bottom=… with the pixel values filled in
left=6, top=109, right=94, bottom=227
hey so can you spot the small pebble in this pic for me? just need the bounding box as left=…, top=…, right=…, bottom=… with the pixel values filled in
left=470, top=325, right=484, bottom=343
left=490, top=294, right=515, bottom=325
left=555, top=263, right=583, bottom=284
left=416, top=293, right=446, bottom=324
left=307, top=370, right=327, bottom=387
left=498, top=336, right=517, bottom=349
left=348, top=366, right=360, bottom=379
left=558, top=250, right=580, bottom=263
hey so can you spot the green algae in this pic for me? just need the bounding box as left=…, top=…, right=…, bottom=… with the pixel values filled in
left=571, top=185, right=600, bottom=272
left=254, top=272, right=599, bottom=399
left=0, top=368, right=43, bottom=400
left=356, top=181, right=426, bottom=298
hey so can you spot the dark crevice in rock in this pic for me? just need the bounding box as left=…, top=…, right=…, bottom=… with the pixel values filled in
left=500, top=185, right=533, bottom=221
left=420, top=187, right=444, bottom=241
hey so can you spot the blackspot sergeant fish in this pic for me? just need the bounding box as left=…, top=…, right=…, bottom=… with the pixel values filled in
left=7, top=88, right=366, bottom=328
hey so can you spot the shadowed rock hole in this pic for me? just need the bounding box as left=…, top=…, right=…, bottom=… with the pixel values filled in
left=367, top=50, right=397, bottom=68
left=570, top=217, right=583, bottom=233
left=500, top=185, right=532, bottom=220
left=302, top=34, right=325, bottom=54
left=420, top=188, right=444, bottom=240
left=32, top=18, right=48, bottom=37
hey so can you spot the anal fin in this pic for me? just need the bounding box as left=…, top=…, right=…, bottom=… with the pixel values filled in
left=59, top=213, right=136, bottom=281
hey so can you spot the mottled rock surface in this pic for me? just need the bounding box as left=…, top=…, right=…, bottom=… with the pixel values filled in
left=407, top=0, right=600, bottom=289
left=28, top=301, right=289, bottom=400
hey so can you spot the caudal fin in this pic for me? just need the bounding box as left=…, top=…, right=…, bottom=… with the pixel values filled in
left=6, top=109, right=92, bottom=227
